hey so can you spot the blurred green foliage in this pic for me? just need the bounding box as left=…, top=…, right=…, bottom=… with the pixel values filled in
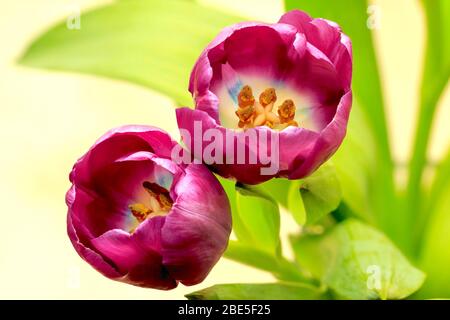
left=19, top=0, right=243, bottom=106
left=291, top=219, right=425, bottom=300
left=187, top=282, right=329, bottom=300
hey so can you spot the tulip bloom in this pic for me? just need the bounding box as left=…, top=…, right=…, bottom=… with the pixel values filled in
left=177, top=10, right=352, bottom=184
left=66, top=126, right=231, bottom=289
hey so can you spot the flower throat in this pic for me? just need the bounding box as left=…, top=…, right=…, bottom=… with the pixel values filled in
left=128, top=181, right=173, bottom=232
left=235, top=85, right=299, bottom=130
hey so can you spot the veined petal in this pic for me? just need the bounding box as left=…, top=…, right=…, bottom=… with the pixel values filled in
left=162, top=164, right=231, bottom=285
left=279, top=10, right=352, bottom=89
left=288, top=91, right=352, bottom=179
left=67, top=189, right=121, bottom=279
left=91, top=216, right=177, bottom=289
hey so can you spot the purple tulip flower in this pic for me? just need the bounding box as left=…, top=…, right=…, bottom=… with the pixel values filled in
left=66, top=126, right=231, bottom=289
left=177, top=10, right=352, bottom=184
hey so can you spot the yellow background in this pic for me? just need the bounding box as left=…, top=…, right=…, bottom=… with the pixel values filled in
left=0, top=0, right=448, bottom=299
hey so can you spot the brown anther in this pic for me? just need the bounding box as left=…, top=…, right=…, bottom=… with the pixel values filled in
left=259, top=88, right=277, bottom=107
left=235, top=86, right=299, bottom=130
left=129, top=203, right=153, bottom=223
left=235, top=104, right=255, bottom=128
left=237, top=85, right=255, bottom=108
left=143, top=181, right=173, bottom=210
left=278, top=99, right=297, bottom=127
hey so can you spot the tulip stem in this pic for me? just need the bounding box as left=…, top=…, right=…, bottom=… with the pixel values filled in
left=406, top=0, right=450, bottom=257
left=224, top=241, right=317, bottom=285
left=273, top=257, right=318, bottom=285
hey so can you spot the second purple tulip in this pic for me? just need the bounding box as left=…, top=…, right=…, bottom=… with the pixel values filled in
left=177, top=10, right=353, bottom=184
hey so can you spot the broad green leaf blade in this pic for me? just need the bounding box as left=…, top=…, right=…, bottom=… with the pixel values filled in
left=287, top=181, right=306, bottom=225
left=407, top=0, right=450, bottom=245
left=291, top=219, right=425, bottom=300
left=224, top=241, right=310, bottom=283
left=219, top=178, right=286, bottom=252
left=186, top=282, right=328, bottom=300
left=287, top=163, right=341, bottom=226
left=235, top=184, right=281, bottom=255
left=417, top=150, right=450, bottom=298
left=19, top=0, right=243, bottom=106
left=217, top=176, right=255, bottom=244
left=256, top=178, right=293, bottom=208
left=284, top=0, right=398, bottom=246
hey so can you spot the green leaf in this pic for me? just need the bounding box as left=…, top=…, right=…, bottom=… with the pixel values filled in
left=284, top=0, right=398, bottom=246
left=332, top=100, right=376, bottom=223
left=414, top=149, right=450, bottom=249
left=234, top=184, right=281, bottom=255
left=217, top=176, right=253, bottom=244
left=406, top=0, right=450, bottom=248
left=416, top=150, right=450, bottom=298
left=287, top=163, right=341, bottom=226
left=186, top=282, right=328, bottom=300
left=256, top=178, right=293, bottom=208
left=291, top=219, right=425, bottom=300
left=420, top=0, right=450, bottom=82
left=18, top=0, right=243, bottom=106
left=224, top=241, right=311, bottom=283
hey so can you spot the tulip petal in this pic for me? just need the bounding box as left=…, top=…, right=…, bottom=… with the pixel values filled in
left=288, top=91, right=352, bottom=179
left=66, top=187, right=122, bottom=279
left=279, top=10, right=352, bottom=89
left=67, top=125, right=231, bottom=289
left=91, top=216, right=177, bottom=289
left=176, top=107, right=321, bottom=184
left=184, top=10, right=353, bottom=183
left=162, top=164, right=231, bottom=285
left=70, top=125, right=178, bottom=188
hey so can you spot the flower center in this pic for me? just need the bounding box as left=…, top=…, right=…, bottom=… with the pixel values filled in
left=235, top=85, right=299, bottom=130
left=128, top=181, right=173, bottom=232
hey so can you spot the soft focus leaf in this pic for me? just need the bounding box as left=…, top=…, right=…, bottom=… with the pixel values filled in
left=332, top=101, right=376, bottom=223
left=186, top=282, right=328, bottom=300
left=287, top=163, right=341, bottom=226
left=291, top=219, right=425, bottom=300
left=256, top=178, right=292, bottom=208
left=407, top=0, right=450, bottom=247
left=224, top=241, right=308, bottom=283
left=284, top=0, right=399, bottom=246
left=19, top=0, right=242, bottom=106
left=217, top=176, right=254, bottom=244
left=420, top=0, right=450, bottom=85
left=417, top=150, right=450, bottom=298
left=234, top=184, right=281, bottom=255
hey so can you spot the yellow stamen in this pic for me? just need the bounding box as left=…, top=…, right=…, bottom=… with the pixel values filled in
left=259, top=88, right=277, bottom=107
left=277, top=99, right=299, bottom=129
left=235, top=85, right=256, bottom=129
left=128, top=203, right=153, bottom=223
left=128, top=182, right=173, bottom=232
left=143, top=181, right=173, bottom=211
left=237, top=85, right=255, bottom=108
left=235, top=85, right=298, bottom=130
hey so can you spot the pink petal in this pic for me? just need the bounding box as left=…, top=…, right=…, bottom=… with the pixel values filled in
left=161, top=164, right=231, bottom=285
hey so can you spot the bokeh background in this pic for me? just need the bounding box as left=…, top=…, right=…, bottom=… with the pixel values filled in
left=0, top=0, right=449, bottom=299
